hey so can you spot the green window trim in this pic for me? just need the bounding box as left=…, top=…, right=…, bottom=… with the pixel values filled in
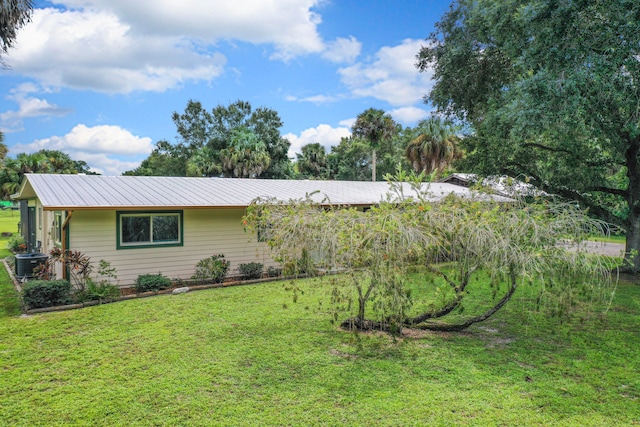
left=116, top=210, right=184, bottom=250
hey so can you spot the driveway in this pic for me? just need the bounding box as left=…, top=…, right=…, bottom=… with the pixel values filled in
left=560, top=241, right=625, bottom=257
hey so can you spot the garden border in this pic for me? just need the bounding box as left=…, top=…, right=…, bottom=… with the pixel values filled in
left=2, top=258, right=296, bottom=315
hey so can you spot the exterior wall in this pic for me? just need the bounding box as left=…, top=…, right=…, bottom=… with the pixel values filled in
left=67, top=208, right=277, bottom=287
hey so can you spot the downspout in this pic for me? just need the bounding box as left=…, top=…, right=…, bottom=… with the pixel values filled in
left=61, top=211, right=73, bottom=280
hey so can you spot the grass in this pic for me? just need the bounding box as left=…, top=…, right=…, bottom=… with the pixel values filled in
left=589, top=234, right=626, bottom=244
left=0, top=210, right=639, bottom=425
left=0, top=209, right=22, bottom=317
left=0, top=277, right=638, bottom=425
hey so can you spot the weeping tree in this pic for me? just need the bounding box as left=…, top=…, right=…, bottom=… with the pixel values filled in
left=244, top=181, right=616, bottom=333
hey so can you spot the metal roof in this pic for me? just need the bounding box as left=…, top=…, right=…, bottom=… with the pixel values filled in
left=14, top=174, right=509, bottom=210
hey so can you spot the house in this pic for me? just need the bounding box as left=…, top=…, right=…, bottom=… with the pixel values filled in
left=13, top=174, right=504, bottom=287
left=439, top=173, right=547, bottom=199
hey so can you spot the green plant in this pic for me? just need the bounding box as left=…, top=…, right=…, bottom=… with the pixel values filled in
left=192, top=254, right=230, bottom=284
left=134, top=273, right=172, bottom=293
left=282, top=248, right=317, bottom=277
left=267, top=266, right=282, bottom=277
left=72, top=279, right=120, bottom=303
left=35, top=248, right=93, bottom=292
left=6, top=235, right=26, bottom=253
left=239, top=262, right=263, bottom=279
left=21, top=280, right=72, bottom=309
left=97, top=259, right=118, bottom=285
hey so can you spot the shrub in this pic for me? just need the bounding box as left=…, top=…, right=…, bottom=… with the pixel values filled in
left=192, top=254, right=230, bottom=284
left=134, top=273, right=172, bottom=293
left=22, top=280, right=72, bottom=309
left=267, top=266, right=282, bottom=277
left=7, top=235, right=26, bottom=253
left=75, top=279, right=120, bottom=303
left=239, top=262, right=263, bottom=280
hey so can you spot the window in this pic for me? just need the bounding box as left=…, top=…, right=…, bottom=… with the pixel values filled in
left=54, top=212, right=63, bottom=246
left=117, top=211, right=183, bottom=249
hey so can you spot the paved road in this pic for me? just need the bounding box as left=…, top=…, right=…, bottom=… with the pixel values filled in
left=561, top=241, right=625, bottom=257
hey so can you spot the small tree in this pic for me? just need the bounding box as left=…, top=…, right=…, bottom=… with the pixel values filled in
left=244, top=180, right=616, bottom=333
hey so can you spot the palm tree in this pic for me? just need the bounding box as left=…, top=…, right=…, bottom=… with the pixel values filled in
left=296, top=143, right=328, bottom=179
left=1, top=0, right=34, bottom=58
left=405, top=117, right=463, bottom=179
left=186, top=147, right=219, bottom=177
left=219, top=127, right=271, bottom=178
left=351, top=108, right=399, bottom=181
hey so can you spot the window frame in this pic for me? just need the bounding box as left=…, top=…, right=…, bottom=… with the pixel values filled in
left=54, top=212, right=63, bottom=247
left=116, top=210, right=184, bottom=249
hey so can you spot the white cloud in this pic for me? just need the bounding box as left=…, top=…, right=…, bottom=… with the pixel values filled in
left=0, top=83, right=72, bottom=132
left=389, top=107, right=430, bottom=124
left=4, top=2, right=364, bottom=93
left=338, top=38, right=435, bottom=106
left=322, top=36, right=361, bottom=63
left=10, top=124, right=153, bottom=175
left=339, top=118, right=356, bottom=128
left=284, top=124, right=351, bottom=158
left=8, top=8, right=226, bottom=93
left=53, top=0, right=326, bottom=60
left=286, top=94, right=339, bottom=104
left=70, top=152, right=142, bottom=176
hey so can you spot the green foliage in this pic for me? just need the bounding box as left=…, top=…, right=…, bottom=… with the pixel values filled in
left=134, top=273, right=172, bottom=293
left=404, top=116, right=463, bottom=178
left=125, top=100, right=292, bottom=179
left=0, top=0, right=33, bottom=57
left=350, top=108, right=400, bottom=181
left=267, top=266, right=282, bottom=277
left=192, top=254, right=230, bottom=284
left=6, top=235, right=26, bottom=253
left=21, top=280, right=72, bottom=309
left=245, top=178, right=615, bottom=332
left=295, top=143, right=329, bottom=179
left=238, top=262, right=263, bottom=280
left=0, top=150, right=94, bottom=199
left=74, top=279, right=120, bottom=303
left=419, top=0, right=640, bottom=269
left=74, top=259, right=120, bottom=302
left=35, top=248, right=93, bottom=292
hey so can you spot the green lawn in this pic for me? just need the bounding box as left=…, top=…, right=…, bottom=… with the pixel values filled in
left=0, top=209, right=22, bottom=317
left=0, top=210, right=639, bottom=426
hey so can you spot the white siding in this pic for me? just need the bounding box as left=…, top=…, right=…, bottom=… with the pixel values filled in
left=68, top=208, right=277, bottom=286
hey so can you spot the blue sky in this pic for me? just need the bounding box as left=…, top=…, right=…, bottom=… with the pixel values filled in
left=0, top=0, right=451, bottom=175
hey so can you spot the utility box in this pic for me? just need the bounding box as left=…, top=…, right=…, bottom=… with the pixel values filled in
left=15, top=253, right=48, bottom=279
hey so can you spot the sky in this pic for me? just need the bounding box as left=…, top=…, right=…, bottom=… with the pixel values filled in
left=0, top=0, right=452, bottom=175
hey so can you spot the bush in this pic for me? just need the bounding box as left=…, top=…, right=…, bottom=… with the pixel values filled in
left=7, top=235, right=26, bottom=253
left=22, top=280, right=72, bottom=309
left=239, top=262, right=263, bottom=280
left=267, top=266, right=282, bottom=277
left=76, top=279, right=121, bottom=302
left=134, top=273, right=172, bottom=293
left=192, top=254, right=230, bottom=284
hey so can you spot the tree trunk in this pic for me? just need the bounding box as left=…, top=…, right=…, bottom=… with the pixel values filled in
left=625, top=213, right=640, bottom=273
left=412, top=270, right=518, bottom=331
left=624, top=136, right=640, bottom=273
left=371, top=149, right=377, bottom=182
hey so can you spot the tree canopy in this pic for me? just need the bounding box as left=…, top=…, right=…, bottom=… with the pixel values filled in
left=126, top=100, right=292, bottom=179
left=405, top=117, right=462, bottom=179
left=245, top=179, right=614, bottom=333
left=0, top=0, right=33, bottom=63
left=0, top=149, right=94, bottom=199
left=418, top=0, right=640, bottom=270
left=351, top=108, right=400, bottom=181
